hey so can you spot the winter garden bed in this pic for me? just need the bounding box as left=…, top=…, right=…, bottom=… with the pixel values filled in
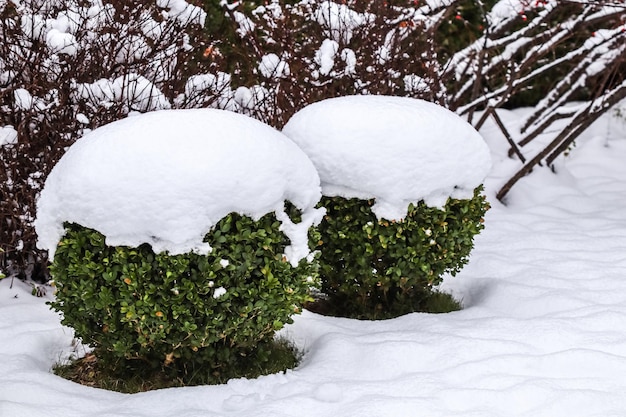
left=2, top=105, right=626, bottom=416
left=30, top=97, right=490, bottom=388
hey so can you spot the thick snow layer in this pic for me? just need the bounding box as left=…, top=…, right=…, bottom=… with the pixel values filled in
left=35, top=109, right=323, bottom=264
left=282, top=95, right=492, bottom=219
left=4, top=106, right=626, bottom=417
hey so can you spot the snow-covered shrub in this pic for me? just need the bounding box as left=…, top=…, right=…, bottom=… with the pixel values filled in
left=283, top=95, right=491, bottom=318
left=50, top=215, right=318, bottom=379
left=37, top=108, right=324, bottom=381
left=316, top=190, right=487, bottom=318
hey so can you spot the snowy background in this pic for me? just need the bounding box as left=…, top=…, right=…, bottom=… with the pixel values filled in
left=2, top=105, right=626, bottom=416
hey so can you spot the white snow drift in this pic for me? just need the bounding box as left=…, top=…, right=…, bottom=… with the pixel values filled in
left=35, top=109, right=323, bottom=264
left=282, top=95, right=492, bottom=220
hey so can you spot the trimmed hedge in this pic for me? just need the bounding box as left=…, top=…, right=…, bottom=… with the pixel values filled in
left=315, top=186, right=489, bottom=319
left=50, top=210, right=319, bottom=381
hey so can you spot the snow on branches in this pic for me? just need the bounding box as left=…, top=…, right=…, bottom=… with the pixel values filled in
left=217, top=0, right=455, bottom=126
left=221, top=0, right=625, bottom=199
left=0, top=0, right=210, bottom=278
left=440, top=0, right=626, bottom=200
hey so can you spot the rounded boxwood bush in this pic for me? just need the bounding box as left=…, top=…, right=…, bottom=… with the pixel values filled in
left=315, top=186, right=488, bottom=319
left=50, top=208, right=319, bottom=382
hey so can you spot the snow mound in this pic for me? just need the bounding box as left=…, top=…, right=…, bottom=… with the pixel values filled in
left=35, top=109, right=324, bottom=265
left=282, top=95, right=492, bottom=220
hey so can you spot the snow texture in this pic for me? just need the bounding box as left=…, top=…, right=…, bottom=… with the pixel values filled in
left=234, top=85, right=273, bottom=116
left=34, top=108, right=324, bottom=265
left=14, top=88, right=34, bottom=110
left=259, top=53, right=290, bottom=79
left=315, top=39, right=339, bottom=76
left=340, top=48, right=356, bottom=74
left=233, top=10, right=255, bottom=37
left=313, top=1, right=373, bottom=44
left=4, top=105, right=626, bottom=417
left=74, top=74, right=171, bottom=112
left=45, top=28, right=79, bottom=55
left=404, top=74, right=430, bottom=94
left=17, top=0, right=203, bottom=60
left=184, top=72, right=232, bottom=100
left=0, top=125, right=18, bottom=146
left=212, top=287, right=227, bottom=299
left=155, top=0, right=206, bottom=26
left=282, top=95, right=492, bottom=220
left=488, top=0, right=537, bottom=25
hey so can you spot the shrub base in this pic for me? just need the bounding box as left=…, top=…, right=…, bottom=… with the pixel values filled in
left=54, top=338, right=299, bottom=393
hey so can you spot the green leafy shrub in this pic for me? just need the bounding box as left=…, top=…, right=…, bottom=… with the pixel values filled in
left=49, top=210, right=319, bottom=383
left=315, top=186, right=488, bottom=319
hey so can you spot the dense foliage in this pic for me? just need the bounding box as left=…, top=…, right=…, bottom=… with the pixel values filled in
left=315, top=187, right=488, bottom=319
left=49, top=212, right=319, bottom=381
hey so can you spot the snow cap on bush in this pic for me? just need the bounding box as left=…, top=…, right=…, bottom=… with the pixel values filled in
left=282, top=95, right=492, bottom=220
left=35, top=109, right=324, bottom=264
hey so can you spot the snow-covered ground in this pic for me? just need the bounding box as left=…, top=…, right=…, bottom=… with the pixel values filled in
left=2, top=107, right=626, bottom=416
